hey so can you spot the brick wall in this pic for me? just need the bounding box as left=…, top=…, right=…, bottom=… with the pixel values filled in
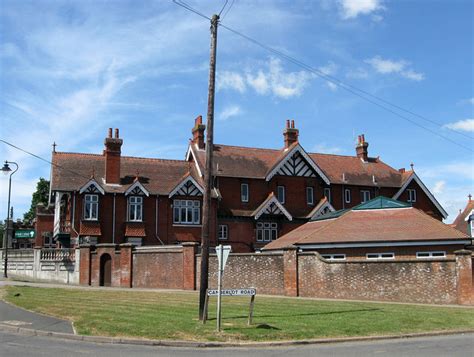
left=78, top=244, right=473, bottom=305
left=298, top=252, right=460, bottom=304
left=196, top=253, right=286, bottom=295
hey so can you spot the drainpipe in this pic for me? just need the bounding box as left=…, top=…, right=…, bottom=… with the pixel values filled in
left=112, top=193, right=116, bottom=244
left=155, top=195, right=164, bottom=245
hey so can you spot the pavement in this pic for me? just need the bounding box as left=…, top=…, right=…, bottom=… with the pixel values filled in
left=0, top=330, right=473, bottom=356
left=0, top=301, right=74, bottom=334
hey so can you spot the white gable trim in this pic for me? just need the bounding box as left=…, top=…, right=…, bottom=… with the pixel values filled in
left=253, top=195, right=293, bottom=221
left=125, top=181, right=150, bottom=197
left=309, top=200, right=336, bottom=220
left=169, top=175, right=204, bottom=198
left=464, top=209, right=474, bottom=222
left=79, top=179, right=105, bottom=195
left=393, top=172, right=448, bottom=219
left=266, top=144, right=330, bottom=185
left=185, top=144, right=203, bottom=178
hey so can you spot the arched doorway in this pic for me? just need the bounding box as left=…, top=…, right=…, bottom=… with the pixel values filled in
left=100, top=253, right=112, bottom=287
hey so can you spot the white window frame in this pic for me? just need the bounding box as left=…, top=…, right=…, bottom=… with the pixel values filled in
left=128, top=196, right=143, bottom=222
left=407, top=189, right=417, bottom=203
left=256, top=222, right=278, bottom=243
left=84, top=194, right=98, bottom=220
left=321, top=254, right=346, bottom=261
left=277, top=185, right=285, bottom=204
left=218, top=224, right=228, bottom=240
left=361, top=190, right=371, bottom=203
left=324, top=188, right=331, bottom=203
left=416, top=251, right=446, bottom=259
left=306, top=187, right=314, bottom=205
left=344, top=188, right=351, bottom=204
left=241, top=183, right=249, bottom=203
left=366, top=252, right=395, bottom=260
left=173, top=199, right=200, bottom=225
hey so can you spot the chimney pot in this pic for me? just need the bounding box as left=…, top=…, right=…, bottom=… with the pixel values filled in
left=283, top=120, right=299, bottom=148
left=104, top=128, right=123, bottom=184
left=355, top=133, right=369, bottom=162
left=192, top=115, right=206, bottom=149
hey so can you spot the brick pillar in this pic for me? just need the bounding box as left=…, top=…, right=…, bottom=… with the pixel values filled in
left=79, top=245, right=92, bottom=286
left=283, top=246, right=299, bottom=297
left=455, top=250, right=473, bottom=305
left=182, top=242, right=198, bottom=290
left=120, top=243, right=133, bottom=288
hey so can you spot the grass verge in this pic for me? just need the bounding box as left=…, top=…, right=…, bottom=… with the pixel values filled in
left=2, top=286, right=474, bottom=342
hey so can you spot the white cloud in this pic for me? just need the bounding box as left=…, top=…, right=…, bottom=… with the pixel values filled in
left=217, top=71, right=246, bottom=93
left=221, top=58, right=315, bottom=99
left=444, top=119, right=474, bottom=132
left=219, top=105, right=242, bottom=121
left=365, top=56, right=425, bottom=81
left=432, top=180, right=446, bottom=194
left=339, top=0, right=384, bottom=19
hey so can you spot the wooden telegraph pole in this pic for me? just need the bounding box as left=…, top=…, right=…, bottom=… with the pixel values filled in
left=199, top=13, right=219, bottom=321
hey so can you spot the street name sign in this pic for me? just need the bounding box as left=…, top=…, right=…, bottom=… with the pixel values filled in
left=207, top=288, right=256, bottom=296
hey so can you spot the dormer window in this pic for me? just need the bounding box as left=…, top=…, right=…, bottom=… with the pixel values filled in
left=361, top=190, right=371, bottom=203
left=84, top=194, right=98, bottom=220
left=128, top=196, right=143, bottom=222
left=241, top=183, right=249, bottom=203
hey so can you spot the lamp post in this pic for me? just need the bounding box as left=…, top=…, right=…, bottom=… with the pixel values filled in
left=2, top=161, right=18, bottom=278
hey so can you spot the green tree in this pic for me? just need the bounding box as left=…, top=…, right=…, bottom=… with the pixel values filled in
left=23, top=178, right=50, bottom=224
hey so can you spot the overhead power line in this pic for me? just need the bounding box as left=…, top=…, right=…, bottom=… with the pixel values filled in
left=173, top=0, right=473, bottom=153
left=0, top=139, right=91, bottom=181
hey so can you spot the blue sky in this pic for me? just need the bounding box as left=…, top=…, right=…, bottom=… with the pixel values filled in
left=0, top=0, right=473, bottom=223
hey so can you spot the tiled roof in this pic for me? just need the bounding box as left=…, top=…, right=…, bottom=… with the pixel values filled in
left=264, top=199, right=468, bottom=250
left=51, top=152, right=194, bottom=195
left=452, top=199, right=474, bottom=235
left=192, top=143, right=407, bottom=187
left=79, top=221, right=102, bottom=236
left=124, top=223, right=146, bottom=237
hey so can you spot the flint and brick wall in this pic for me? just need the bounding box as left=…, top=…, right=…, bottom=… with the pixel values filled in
left=196, top=253, right=286, bottom=295
left=77, top=245, right=473, bottom=305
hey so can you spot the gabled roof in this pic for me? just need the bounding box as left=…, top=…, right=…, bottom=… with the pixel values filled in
left=168, top=173, right=204, bottom=198
left=251, top=192, right=293, bottom=221
left=189, top=143, right=408, bottom=188
left=265, top=143, right=330, bottom=184
left=452, top=198, right=474, bottom=235
left=78, top=179, right=105, bottom=195
left=264, top=196, right=468, bottom=250
left=306, top=197, right=335, bottom=219
left=125, top=180, right=150, bottom=197
left=51, top=152, right=191, bottom=195
left=392, top=171, right=448, bottom=219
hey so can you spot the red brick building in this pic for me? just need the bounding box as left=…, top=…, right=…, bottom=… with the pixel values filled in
left=452, top=195, right=474, bottom=237
left=41, top=118, right=448, bottom=252
left=263, top=196, right=471, bottom=260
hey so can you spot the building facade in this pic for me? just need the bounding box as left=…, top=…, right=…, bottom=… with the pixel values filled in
left=40, top=118, right=448, bottom=252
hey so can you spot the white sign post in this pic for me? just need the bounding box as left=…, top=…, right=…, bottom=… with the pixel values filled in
left=216, top=244, right=231, bottom=332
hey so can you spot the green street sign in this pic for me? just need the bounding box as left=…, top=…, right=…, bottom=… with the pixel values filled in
left=14, top=229, right=35, bottom=239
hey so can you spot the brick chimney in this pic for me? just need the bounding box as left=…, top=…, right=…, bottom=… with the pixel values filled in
left=356, top=134, right=369, bottom=162
left=104, top=128, right=123, bottom=184
left=191, top=115, right=206, bottom=150
left=283, top=120, right=299, bottom=148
